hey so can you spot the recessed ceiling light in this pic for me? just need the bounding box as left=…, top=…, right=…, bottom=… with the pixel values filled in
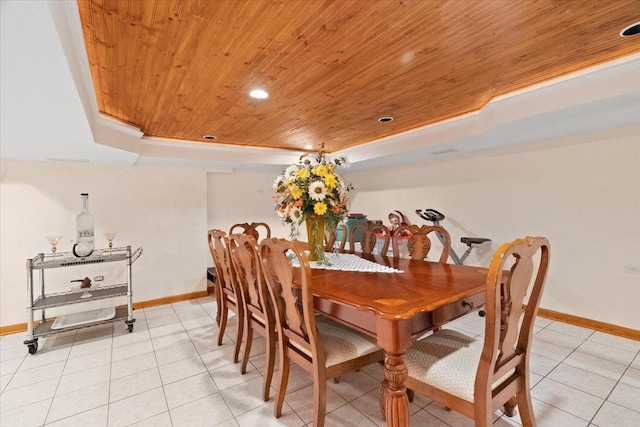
left=378, top=116, right=394, bottom=122
left=249, top=89, right=269, bottom=99
left=620, top=22, right=640, bottom=37
left=400, top=51, right=415, bottom=65
left=304, top=144, right=313, bottom=150
left=203, top=135, right=217, bottom=140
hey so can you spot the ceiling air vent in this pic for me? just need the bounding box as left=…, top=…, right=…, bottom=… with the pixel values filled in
left=429, top=148, right=459, bottom=155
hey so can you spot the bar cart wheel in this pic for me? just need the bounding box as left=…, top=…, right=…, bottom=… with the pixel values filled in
left=24, top=339, right=38, bottom=354
left=126, top=319, right=135, bottom=333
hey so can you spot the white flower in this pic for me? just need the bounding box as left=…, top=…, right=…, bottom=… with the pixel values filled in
left=283, top=165, right=298, bottom=181
left=308, top=180, right=327, bottom=201
left=273, top=175, right=284, bottom=190
left=288, top=206, right=303, bottom=223
left=338, top=180, right=347, bottom=196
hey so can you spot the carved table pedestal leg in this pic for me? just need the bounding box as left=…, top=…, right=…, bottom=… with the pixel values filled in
left=379, top=351, right=410, bottom=427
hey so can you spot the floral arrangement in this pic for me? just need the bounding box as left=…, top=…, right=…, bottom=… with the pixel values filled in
left=273, top=146, right=352, bottom=241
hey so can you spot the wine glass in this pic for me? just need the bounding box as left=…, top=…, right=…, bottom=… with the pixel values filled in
left=45, top=236, right=63, bottom=253
left=104, top=232, right=117, bottom=249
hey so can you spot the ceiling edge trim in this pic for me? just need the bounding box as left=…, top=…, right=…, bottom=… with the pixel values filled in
left=338, top=53, right=640, bottom=164
left=139, top=137, right=302, bottom=166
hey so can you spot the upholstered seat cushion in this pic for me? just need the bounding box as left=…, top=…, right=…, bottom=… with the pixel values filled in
left=405, top=329, right=483, bottom=403
left=316, top=317, right=382, bottom=368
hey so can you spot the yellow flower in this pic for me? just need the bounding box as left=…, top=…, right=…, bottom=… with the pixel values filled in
left=313, top=202, right=327, bottom=215
left=323, top=173, right=337, bottom=189
left=313, top=165, right=329, bottom=177
left=296, top=168, right=309, bottom=179
left=289, top=185, right=303, bottom=200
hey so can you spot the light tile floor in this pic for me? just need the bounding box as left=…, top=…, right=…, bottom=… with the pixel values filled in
left=1, top=295, right=639, bottom=426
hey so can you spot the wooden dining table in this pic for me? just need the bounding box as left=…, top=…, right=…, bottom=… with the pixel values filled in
left=308, top=253, right=489, bottom=427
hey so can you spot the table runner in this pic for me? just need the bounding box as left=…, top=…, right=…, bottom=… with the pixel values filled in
left=291, top=252, right=404, bottom=273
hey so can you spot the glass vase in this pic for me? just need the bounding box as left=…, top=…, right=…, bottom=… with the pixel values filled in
left=305, top=214, right=325, bottom=262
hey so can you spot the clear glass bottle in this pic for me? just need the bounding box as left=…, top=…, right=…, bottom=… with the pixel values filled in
left=73, top=193, right=94, bottom=257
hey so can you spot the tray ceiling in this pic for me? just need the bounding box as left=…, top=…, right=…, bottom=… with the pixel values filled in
left=77, top=0, right=640, bottom=154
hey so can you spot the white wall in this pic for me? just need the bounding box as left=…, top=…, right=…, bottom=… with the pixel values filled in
left=343, top=129, right=640, bottom=330
left=206, top=169, right=293, bottom=268
left=6, top=130, right=637, bottom=332
left=0, top=161, right=208, bottom=327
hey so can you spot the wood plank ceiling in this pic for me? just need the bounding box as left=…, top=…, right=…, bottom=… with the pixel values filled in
left=78, top=0, right=640, bottom=154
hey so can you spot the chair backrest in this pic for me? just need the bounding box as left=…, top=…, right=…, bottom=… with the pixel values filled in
left=392, top=224, right=451, bottom=263
left=477, top=236, right=550, bottom=407
left=349, top=222, right=390, bottom=255
left=229, top=222, right=272, bottom=241
left=208, top=229, right=242, bottom=300
left=229, top=233, right=273, bottom=326
left=324, top=224, right=347, bottom=253
left=259, top=238, right=326, bottom=368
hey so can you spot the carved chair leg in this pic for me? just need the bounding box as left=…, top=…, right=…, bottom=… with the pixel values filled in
left=241, top=326, right=253, bottom=374
left=233, top=310, right=244, bottom=364
left=263, top=334, right=276, bottom=402
left=218, top=307, right=228, bottom=346
left=214, top=284, right=222, bottom=326
left=516, top=389, right=536, bottom=425
left=503, top=396, right=517, bottom=417
left=406, top=388, right=414, bottom=402
left=274, top=353, right=289, bottom=418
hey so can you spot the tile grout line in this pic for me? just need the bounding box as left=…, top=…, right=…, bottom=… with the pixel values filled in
left=530, top=322, right=640, bottom=424
left=44, top=330, right=82, bottom=426
left=529, top=322, right=599, bottom=423
left=108, top=323, right=119, bottom=427
left=151, top=303, right=176, bottom=427
left=586, top=347, right=640, bottom=424
left=4, top=305, right=638, bottom=426
left=196, top=296, right=248, bottom=426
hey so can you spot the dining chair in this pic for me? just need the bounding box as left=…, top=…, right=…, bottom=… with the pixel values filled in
left=207, top=229, right=244, bottom=363
left=259, top=237, right=385, bottom=427
left=398, top=236, right=550, bottom=426
left=392, top=224, right=451, bottom=263
left=207, top=230, right=223, bottom=327
left=228, top=233, right=276, bottom=402
left=229, top=222, right=271, bottom=241
left=324, top=223, right=347, bottom=253
left=348, top=221, right=390, bottom=255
